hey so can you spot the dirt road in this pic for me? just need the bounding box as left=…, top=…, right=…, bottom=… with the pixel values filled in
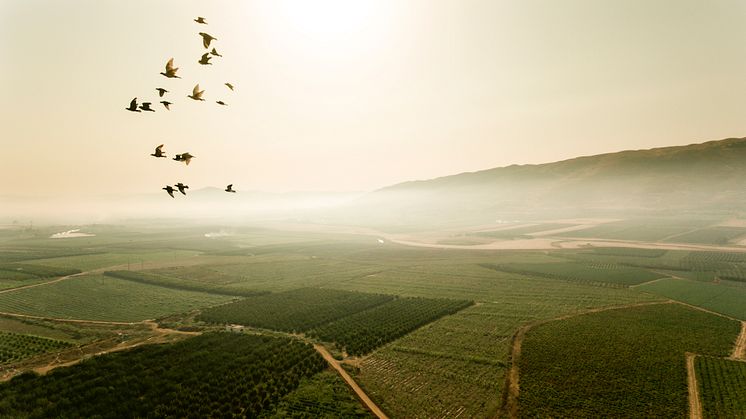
left=686, top=353, right=703, bottom=419
left=313, top=344, right=389, bottom=419
left=732, top=321, right=746, bottom=360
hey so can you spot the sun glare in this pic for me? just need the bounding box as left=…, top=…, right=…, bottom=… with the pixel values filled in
left=257, top=0, right=388, bottom=54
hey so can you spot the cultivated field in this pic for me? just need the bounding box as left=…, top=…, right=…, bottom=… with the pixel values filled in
left=518, top=303, right=740, bottom=418
left=696, top=356, right=746, bottom=418
left=0, top=222, right=744, bottom=417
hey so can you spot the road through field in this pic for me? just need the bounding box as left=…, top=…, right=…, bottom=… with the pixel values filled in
left=686, top=353, right=703, bottom=419
left=313, top=344, right=389, bottom=419
left=732, top=321, right=746, bottom=360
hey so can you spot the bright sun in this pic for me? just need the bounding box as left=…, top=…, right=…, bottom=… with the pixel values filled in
left=256, top=0, right=389, bottom=54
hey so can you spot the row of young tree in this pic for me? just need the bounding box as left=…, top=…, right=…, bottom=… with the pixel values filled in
left=309, top=297, right=473, bottom=356
left=0, top=333, right=327, bottom=418
left=199, top=288, right=394, bottom=332
left=0, top=332, right=71, bottom=364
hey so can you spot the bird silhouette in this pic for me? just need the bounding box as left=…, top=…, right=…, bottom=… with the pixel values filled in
left=198, top=53, right=212, bottom=65
left=174, top=183, right=189, bottom=195
left=139, top=102, right=155, bottom=112
left=156, top=88, right=168, bottom=97
left=126, top=98, right=141, bottom=112
left=163, top=185, right=176, bottom=198
left=199, top=32, right=217, bottom=49
left=225, top=82, right=234, bottom=91
left=160, top=101, right=172, bottom=110
left=194, top=16, right=207, bottom=24
left=160, top=58, right=180, bottom=78
left=225, top=184, right=236, bottom=193
left=188, top=84, right=205, bottom=101
left=216, top=100, right=227, bottom=106
left=150, top=144, right=166, bottom=158
left=210, top=47, right=222, bottom=57
left=180, top=152, right=195, bottom=165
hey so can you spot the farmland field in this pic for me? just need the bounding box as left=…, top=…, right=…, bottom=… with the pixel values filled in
left=309, top=297, right=473, bottom=355
left=199, top=288, right=394, bottom=331
left=518, top=303, right=740, bottom=418
left=0, top=331, right=71, bottom=364
left=664, top=227, right=746, bottom=245
left=696, top=356, right=746, bottom=418
left=638, top=278, right=746, bottom=320
left=0, top=333, right=327, bottom=418
left=0, top=223, right=744, bottom=418
left=480, top=261, right=663, bottom=287
left=263, top=370, right=373, bottom=418
left=0, top=274, right=232, bottom=322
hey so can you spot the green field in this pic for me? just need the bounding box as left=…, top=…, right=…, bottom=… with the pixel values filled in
left=518, top=303, right=740, bottom=418
left=481, top=261, right=663, bottom=287
left=22, top=250, right=199, bottom=271
left=0, top=333, right=326, bottom=418
left=103, top=270, right=269, bottom=297
left=664, top=227, right=746, bottom=245
left=1, top=224, right=743, bottom=417
left=638, top=278, right=746, bottom=320
left=199, top=288, right=394, bottom=332
left=0, top=275, right=232, bottom=322
left=696, top=356, right=746, bottom=419
left=309, top=297, right=473, bottom=355
left=263, top=370, right=372, bottom=418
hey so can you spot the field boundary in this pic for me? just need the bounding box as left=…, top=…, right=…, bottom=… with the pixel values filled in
left=686, top=352, right=703, bottom=419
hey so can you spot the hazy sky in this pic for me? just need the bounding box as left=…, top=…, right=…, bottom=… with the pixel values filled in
left=2, top=0, right=746, bottom=197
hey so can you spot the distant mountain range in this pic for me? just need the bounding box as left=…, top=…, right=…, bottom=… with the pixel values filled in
left=338, top=137, right=746, bottom=228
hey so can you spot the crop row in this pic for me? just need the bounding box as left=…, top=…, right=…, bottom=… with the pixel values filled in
left=309, top=297, right=473, bottom=356
left=199, top=288, right=394, bottom=332
left=0, top=333, right=327, bottom=418
left=695, top=356, right=746, bottom=418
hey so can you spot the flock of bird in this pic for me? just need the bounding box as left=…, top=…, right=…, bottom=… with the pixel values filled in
left=127, top=17, right=238, bottom=199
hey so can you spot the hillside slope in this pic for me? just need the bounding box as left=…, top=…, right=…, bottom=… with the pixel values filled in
left=342, top=137, right=746, bottom=227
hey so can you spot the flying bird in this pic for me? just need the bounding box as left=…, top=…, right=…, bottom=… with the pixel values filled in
left=198, top=53, right=212, bottom=65
left=174, top=152, right=195, bottom=165
left=216, top=100, right=227, bottom=106
left=180, top=152, right=195, bottom=165
left=194, top=16, right=207, bottom=24
left=174, top=183, right=189, bottom=195
left=125, top=98, right=141, bottom=112
left=150, top=144, right=166, bottom=158
left=188, top=84, right=205, bottom=101
left=160, top=101, right=172, bottom=110
left=224, top=82, right=234, bottom=91
left=163, top=185, right=176, bottom=198
left=199, top=32, right=217, bottom=49
left=210, top=47, right=222, bottom=57
left=160, top=58, right=180, bottom=78
left=225, top=184, right=236, bottom=193
left=156, top=88, right=168, bottom=97
left=139, top=102, right=155, bottom=112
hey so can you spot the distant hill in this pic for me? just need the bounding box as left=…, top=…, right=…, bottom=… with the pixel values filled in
left=339, top=137, right=746, bottom=228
